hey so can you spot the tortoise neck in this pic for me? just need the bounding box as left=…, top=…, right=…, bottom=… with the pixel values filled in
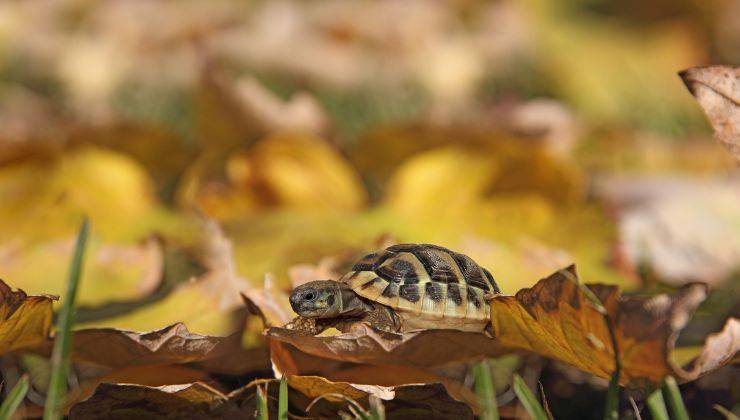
left=339, top=286, right=373, bottom=317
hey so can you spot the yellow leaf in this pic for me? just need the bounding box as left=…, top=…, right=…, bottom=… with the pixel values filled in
left=0, top=280, right=55, bottom=355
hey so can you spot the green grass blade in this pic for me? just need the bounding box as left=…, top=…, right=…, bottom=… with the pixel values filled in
left=474, top=360, right=499, bottom=420
left=513, top=374, right=548, bottom=420
left=278, top=377, right=288, bottom=420
left=603, top=371, right=620, bottom=420
left=368, top=396, right=385, bottom=420
left=0, top=375, right=30, bottom=419
left=647, top=387, right=669, bottom=420
left=43, top=218, right=89, bottom=420
left=663, top=376, right=689, bottom=420
left=256, top=384, right=269, bottom=420
left=713, top=405, right=739, bottom=420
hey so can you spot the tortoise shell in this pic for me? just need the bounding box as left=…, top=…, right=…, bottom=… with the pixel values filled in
left=341, top=243, right=500, bottom=327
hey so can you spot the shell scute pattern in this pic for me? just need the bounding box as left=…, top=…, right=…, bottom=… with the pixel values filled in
left=342, top=243, right=499, bottom=321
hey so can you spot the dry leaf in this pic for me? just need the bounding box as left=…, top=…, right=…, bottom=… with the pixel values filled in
left=70, top=376, right=473, bottom=419
left=69, top=382, right=228, bottom=419
left=680, top=66, right=740, bottom=161
left=267, top=323, right=507, bottom=368
left=488, top=266, right=738, bottom=387
left=27, top=322, right=268, bottom=411
left=78, top=220, right=249, bottom=335
left=62, top=323, right=250, bottom=370
left=0, top=279, right=55, bottom=355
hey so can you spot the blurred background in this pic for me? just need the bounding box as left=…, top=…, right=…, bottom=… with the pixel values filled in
left=0, top=0, right=738, bottom=417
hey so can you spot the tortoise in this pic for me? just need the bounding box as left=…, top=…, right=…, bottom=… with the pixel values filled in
left=288, top=243, right=501, bottom=333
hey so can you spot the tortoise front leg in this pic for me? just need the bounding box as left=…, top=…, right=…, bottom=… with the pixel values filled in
left=284, top=316, right=342, bottom=335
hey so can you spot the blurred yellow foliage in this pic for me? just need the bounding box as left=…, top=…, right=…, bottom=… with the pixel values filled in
left=0, top=147, right=162, bottom=241
left=183, top=132, right=367, bottom=219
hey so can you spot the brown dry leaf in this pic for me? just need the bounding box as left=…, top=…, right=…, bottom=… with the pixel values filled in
left=69, top=382, right=228, bottom=419
left=241, top=275, right=295, bottom=328
left=69, top=376, right=473, bottom=419
left=267, top=266, right=738, bottom=389
left=267, top=323, right=508, bottom=368
left=680, top=66, right=740, bottom=161
left=488, top=266, right=739, bottom=387
left=27, top=322, right=268, bottom=411
left=0, top=279, right=55, bottom=355
left=62, top=323, right=250, bottom=370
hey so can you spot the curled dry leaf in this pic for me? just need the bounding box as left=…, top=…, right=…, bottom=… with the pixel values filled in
left=70, top=376, right=473, bottom=419
left=0, top=279, right=55, bottom=355
left=62, top=323, right=253, bottom=370
left=267, top=323, right=508, bottom=368
left=39, top=322, right=268, bottom=411
left=488, top=266, right=738, bottom=387
left=266, top=266, right=738, bottom=389
left=680, top=66, right=740, bottom=161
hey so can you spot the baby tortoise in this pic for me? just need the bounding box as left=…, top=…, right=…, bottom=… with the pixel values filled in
left=288, top=243, right=501, bottom=333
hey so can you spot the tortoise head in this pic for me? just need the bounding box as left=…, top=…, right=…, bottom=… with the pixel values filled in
left=289, top=280, right=343, bottom=318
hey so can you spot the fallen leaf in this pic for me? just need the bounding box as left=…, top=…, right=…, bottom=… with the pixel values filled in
left=69, top=376, right=473, bottom=419
left=77, top=220, right=249, bottom=335
left=0, top=279, right=55, bottom=355
left=69, top=382, right=228, bottom=419
left=17, top=322, right=269, bottom=412
left=62, top=323, right=249, bottom=370
left=680, top=66, right=740, bottom=161
left=489, top=266, right=738, bottom=387
left=267, top=323, right=508, bottom=368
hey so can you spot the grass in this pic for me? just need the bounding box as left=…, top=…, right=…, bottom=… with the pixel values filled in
left=278, top=377, right=288, bottom=420
left=256, top=383, right=268, bottom=420
left=714, top=405, right=740, bottom=419
left=663, top=376, right=690, bottom=420
left=43, top=218, right=89, bottom=420
left=647, top=387, right=670, bottom=420
left=474, top=360, right=499, bottom=420
left=0, top=375, right=30, bottom=419
left=513, top=374, right=549, bottom=420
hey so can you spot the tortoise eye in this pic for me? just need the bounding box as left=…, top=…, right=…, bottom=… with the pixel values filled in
left=304, top=292, right=315, bottom=301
